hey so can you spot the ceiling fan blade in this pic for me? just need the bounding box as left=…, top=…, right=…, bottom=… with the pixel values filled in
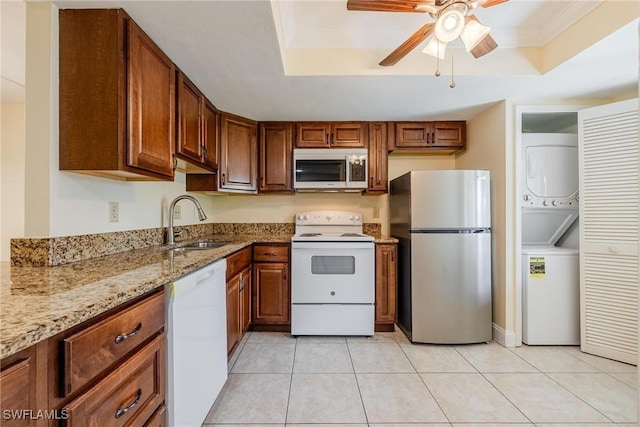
left=379, top=22, right=435, bottom=66
left=480, top=0, right=508, bottom=8
left=346, top=0, right=428, bottom=13
left=466, top=15, right=497, bottom=58
left=470, top=33, right=498, bottom=58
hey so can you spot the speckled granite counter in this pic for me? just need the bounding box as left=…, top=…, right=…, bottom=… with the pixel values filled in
left=3, top=230, right=396, bottom=359
left=1, top=234, right=290, bottom=359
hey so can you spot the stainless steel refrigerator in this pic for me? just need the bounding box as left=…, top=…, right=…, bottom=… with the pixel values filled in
left=390, top=170, right=492, bottom=344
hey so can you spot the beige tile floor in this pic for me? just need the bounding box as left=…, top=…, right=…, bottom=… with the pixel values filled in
left=204, top=330, right=638, bottom=426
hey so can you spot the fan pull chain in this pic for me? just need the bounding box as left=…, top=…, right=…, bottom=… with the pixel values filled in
left=449, top=53, right=456, bottom=88
left=435, top=41, right=441, bottom=77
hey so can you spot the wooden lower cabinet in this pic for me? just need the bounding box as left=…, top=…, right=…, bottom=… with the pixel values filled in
left=226, top=247, right=252, bottom=357
left=226, top=274, right=241, bottom=356
left=0, top=290, right=166, bottom=427
left=0, top=343, right=47, bottom=427
left=252, top=263, right=290, bottom=325
left=63, top=335, right=165, bottom=427
left=251, top=244, right=290, bottom=327
left=375, top=243, right=398, bottom=332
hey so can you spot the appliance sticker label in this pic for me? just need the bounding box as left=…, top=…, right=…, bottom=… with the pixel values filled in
left=529, top=257, right=545, bottom=278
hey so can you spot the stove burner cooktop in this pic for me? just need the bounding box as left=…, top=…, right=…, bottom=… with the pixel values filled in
left=300, top=233, right=321, bottom=237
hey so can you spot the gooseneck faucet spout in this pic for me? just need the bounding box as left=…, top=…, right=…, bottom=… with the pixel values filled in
left=166, top=195, right=207, bottom=245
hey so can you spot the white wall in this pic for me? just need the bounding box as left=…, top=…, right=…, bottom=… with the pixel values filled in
left=23, top=4, right=214, bottom=238
left=0, top=104, right=26, bottom=261
left=455, top=101, right=512, bottom=343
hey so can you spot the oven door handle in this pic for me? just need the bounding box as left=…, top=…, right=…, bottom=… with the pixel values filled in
left=291, top=242, right=374, bottom=250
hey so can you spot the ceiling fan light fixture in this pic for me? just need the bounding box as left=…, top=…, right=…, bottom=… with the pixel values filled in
left=422, top=36, right=447, bottom=59
left=434, top=8, right=466, bottom=43
left=460, top=19, right=491, bottom=51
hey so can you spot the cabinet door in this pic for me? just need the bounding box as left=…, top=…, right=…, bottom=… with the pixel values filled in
left=226, top=275, right=241, bottom=356
left=252, top=263, right=290, bottom=324
left=432, top=121, right=466, bottom=147
left=375, top=244, right=397, bottom=326
left=219, top=113, right=258, bottom=192
left=64, top=335, right=165, bottom=427
left=127, top=20, right=175, bottom=178
left=176, top=72, right=204, bottom=163
left=0, top=345, right=45, bottom=427
left=367, top=122, right=388, bottom=193
left=295, top=123, right=331, bottom=148
left=239, top=267, right=252, bottom=334
left=394, top=122, right=433, bottom=148
left=202, top=101, right=219, bottom=170
left=332, top=122, right=367, bottom=147
left=259, top=123, right=293, bottom=192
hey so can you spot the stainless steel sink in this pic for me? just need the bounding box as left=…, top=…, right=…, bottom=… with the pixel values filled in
left=177, top=241, right=230, bottom=250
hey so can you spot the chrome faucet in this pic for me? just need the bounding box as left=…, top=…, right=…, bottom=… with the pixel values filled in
left=166, top=195, right=207, bottom=245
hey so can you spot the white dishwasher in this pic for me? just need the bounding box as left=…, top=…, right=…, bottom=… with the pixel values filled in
left=165, top=258, right=227, bottom=427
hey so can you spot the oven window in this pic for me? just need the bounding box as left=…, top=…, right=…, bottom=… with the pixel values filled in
left=296, top=159, right=346, bottom=182
left=311, top=256, right=355, bottom=275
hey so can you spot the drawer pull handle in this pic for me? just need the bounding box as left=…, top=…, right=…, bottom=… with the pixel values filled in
left=264, top=252, right=278, bottom=256
left=115, top=323, right=142, bottom=344
left=115, top=389, right=142, bottom=419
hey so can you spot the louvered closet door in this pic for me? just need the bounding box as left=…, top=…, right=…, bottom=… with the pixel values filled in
left=578, top=98, right=639, bottom=365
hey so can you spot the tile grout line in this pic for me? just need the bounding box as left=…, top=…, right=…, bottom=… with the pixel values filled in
left=283, top=336, right=298, bottom=425
left=452, top=344, right=535, bottom=425
left=345, top=337, right=371, bottom=425
left=399, top=341, right=453, bottom=426
left=540, top=371, right=619, bottom=423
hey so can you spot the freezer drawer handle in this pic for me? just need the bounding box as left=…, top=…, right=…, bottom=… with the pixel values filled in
left=115, top=389, right=142, bottom=419
left=114, top=323, right=142, bottom=344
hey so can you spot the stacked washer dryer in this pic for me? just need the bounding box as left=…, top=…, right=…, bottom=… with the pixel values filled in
left=521, top=131, right=580, bottom=345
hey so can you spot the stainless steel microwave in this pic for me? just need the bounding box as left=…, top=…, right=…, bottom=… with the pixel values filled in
left=293, top=148, right=368, bottom=191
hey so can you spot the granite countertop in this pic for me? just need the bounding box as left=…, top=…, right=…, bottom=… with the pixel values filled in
left=1, top=232, right=396, bottom=359
left=0, top=234, right=290, bottom=359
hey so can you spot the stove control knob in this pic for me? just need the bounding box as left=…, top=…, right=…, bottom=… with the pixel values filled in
left=326, top=215, right=333, bottom=221
left=303, top=214, right=308, bottom=220
left=552, top=200, right=558, bottom=207
left=330, top=291, right=335, bottom=296
left=542, top=200, right=549, bottom=207
left=523, top=194, right=530, bottom=201
left=297, top=215, right=303, bottom=220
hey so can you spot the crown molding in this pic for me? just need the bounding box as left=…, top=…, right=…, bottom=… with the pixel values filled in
left=540, top=0, right=604, bottom=44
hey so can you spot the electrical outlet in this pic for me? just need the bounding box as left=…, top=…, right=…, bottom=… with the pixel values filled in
left=373, top=207, right=380, bottom=219
left=108, top=202, right=119, bottom=222
left=174, top=204, right=182, bottom=220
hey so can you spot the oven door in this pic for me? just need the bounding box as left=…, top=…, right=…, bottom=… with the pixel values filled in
left=291, top=242, right=374, bottom=303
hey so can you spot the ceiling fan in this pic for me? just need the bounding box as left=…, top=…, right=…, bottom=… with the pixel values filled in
left=346, top=0, right=509, bottom=66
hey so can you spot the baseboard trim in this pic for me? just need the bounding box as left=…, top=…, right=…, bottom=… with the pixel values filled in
left=493, top=323, right=517, bottom=348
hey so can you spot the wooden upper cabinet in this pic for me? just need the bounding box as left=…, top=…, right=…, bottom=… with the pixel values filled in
left=394, top=122, right=434, bottom=148
left=59, top=9, right=175, bottom=180
left=295, top=122, right=366, bottom=148
left=176, top=72, right=204, bottom=164
left=332, top=122, right=367, bottom=147
left=391, top=121, right=466, bottom=153
left=219, top=112, right=258, bottom=192
left=296, top=123, right=331, bottom=147
left=433, top=121, right=466, bottom=147
left=127, top=20, right=176, bottom=178
left=259, top=123, right=293, bottom=193
left=203, top=101, right=219, bottom=170
left=367, top=122, right=388, bottom=194
left=176, top=71, right=218, bottom=173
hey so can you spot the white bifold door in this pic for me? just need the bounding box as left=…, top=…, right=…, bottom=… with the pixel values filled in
left=578, top=98, right=639, bottom=365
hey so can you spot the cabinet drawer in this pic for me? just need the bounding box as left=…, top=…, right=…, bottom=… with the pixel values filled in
left=62, top=291, right=164, bottom=396
left=144, top=404, right=166, bottom=427
left=253, top=245, right=289, bottom=263
left=64, top=334, right=165, bottom=427
left=226, top=246, right=252, bottom=280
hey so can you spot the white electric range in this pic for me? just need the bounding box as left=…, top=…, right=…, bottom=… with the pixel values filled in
left=291, top=210, right=375, bottom=336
